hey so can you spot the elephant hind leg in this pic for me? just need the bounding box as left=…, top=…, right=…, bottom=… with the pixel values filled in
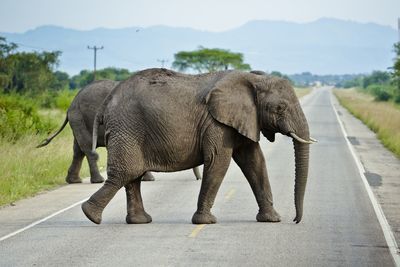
left=66, top=139, right=84, bottom=184
left=125, top=177, right=152, bottom=224
left=68, top=111, right=104, bottom=183
left=82, top=169, right=131, bottom=224
left=82, top=144, right=146, bottom=224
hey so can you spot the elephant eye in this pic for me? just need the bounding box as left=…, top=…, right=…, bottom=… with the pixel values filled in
left=276, top=101, right=288, bottom=114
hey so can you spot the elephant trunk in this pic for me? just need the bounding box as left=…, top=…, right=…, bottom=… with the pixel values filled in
left=292, top=127, right=310, bottom=224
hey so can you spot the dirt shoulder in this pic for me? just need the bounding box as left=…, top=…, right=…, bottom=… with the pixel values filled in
left=332, top=91, right=400, bottom=248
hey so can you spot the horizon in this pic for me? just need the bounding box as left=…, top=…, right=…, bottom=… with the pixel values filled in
left=1, top=15, right=397, bottom=76
left=1, top=17, right=397, bottom=34
left=1, top=0, right=399, bottom=33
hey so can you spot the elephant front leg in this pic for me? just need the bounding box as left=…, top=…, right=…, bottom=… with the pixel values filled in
left=233, top=142, right=281, bottom=222
left=192, top=149, right=232, bottom=224
left=125, top=177, right=152, bottom=224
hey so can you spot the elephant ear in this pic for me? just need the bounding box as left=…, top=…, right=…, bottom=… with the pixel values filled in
left=205, top=73, right=260, bottom=142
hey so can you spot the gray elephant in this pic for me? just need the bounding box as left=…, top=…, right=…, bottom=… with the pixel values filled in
left=38, top=80, right=202, bottom=183
left=82, top=68, right=315, bottom=225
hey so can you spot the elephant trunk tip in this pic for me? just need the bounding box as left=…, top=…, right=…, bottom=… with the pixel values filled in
left=293, top=214, right=302, bottom=224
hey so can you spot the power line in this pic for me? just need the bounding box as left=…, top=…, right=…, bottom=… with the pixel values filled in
left=87, top=45, right=104, bottom=81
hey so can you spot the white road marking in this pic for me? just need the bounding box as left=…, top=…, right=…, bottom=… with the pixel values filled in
left=330, top=91, right=400, bottom=266
left=0, top=197, right=89, bottom=242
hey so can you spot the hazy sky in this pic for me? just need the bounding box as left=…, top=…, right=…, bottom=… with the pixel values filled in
left=1, top=0, right=399, bottom=32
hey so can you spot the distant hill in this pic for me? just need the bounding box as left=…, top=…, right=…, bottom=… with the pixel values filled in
left=1, top=18, right=397, bottom=75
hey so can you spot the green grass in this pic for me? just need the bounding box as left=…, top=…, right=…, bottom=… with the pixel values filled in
left=295, top=87, right=312, bottom=98
left=0, top=110, right=107, bottom=207
left=334, top=88, right=400, bottom=158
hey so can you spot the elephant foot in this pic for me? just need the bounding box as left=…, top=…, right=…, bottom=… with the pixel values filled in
left=142, top=172, right=155, bottom=182
left=82, top=200, right=103, bottom=224
left=192, top=211, right=217, bottom=224
left=90, top=174, right=105, bottom=184
left=256, top=208, right=281, bottom=222
left=66, top=175, right=82, bottom=184
left=126, top=212, right=152, bottom=224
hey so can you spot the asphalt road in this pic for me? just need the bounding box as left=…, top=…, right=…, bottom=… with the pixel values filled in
left=0, top=87, right=397, bottom=266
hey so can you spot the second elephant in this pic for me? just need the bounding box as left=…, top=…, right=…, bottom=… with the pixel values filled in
left=38, top=80, right=202, bottom=183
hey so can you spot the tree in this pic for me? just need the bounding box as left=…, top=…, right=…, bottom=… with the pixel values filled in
left=392, top=42, right=400, bottom=92
left=69, top=67, right=132, bottom=89
left=362, top=70, right=391, bottom=88
left=51, top=71, right=70, bottom=90
left=0, top=37, right=17, bottom=89
left=0, top=36, right=61, bottom=94
left=172, top=47, right=251, bottom=73
left=270, top=71, right=292, bottom=84
left=0, top=36, right=17, bottom=58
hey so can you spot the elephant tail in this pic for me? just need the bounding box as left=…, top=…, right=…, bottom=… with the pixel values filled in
left=92, top=111, right=101, bottom=152
left=36, top=115, right=69, bottom=148
left=92, top=84, right=117, bottom=152
left=92, top=98, right=108, bottom=152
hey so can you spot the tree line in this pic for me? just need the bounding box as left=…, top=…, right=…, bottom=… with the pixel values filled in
left=336, top=42, right=400, bottom=103
left=0, top=37, right=133, bottom=95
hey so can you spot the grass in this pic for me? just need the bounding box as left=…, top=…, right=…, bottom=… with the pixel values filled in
left=0, top=110, right=107, bottom=207
left=295, top=87, right=312, bottom=98
left=334, top=88, right=400, bottom=158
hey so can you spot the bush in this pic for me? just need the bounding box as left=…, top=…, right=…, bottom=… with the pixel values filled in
left=54, top=89, right=78, bottom=111
left=374, top=90, right=391, bottom=101
left=0, top=93, right=56, bottom=141
left=366, top=84, right=394, bottom=102
left=395, top=94, right=400, bottom=104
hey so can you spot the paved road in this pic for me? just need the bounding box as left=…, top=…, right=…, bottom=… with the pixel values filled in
left=0, top=87, right=397, bottom=266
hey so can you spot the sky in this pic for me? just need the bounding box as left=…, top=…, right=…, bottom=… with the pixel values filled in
left=0, top=0, right=399, bottom=33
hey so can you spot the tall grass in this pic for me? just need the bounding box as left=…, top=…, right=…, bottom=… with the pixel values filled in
left=334, top=89, right=400, bottom=158
left=0, top=108, right=107, bottom=207
left=295, top=87, right=312, bottom=98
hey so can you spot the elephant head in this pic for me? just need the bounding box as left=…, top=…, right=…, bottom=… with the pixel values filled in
left=206, top=71, right=315, bottom=223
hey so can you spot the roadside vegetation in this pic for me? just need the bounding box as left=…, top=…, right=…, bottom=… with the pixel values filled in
left=0, top=118, right=107, bottom=206
left=334, top=89, right=400, bottom=158
left=334, top=41, right=400, bottom=158
left=0, top=37, right=114, bottom=207
left=294, top=87, right=311, bottom=98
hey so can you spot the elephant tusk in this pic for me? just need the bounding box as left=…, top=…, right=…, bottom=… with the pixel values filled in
left=309, top=137, right=318, bottom=143
left=290, top=133, right=315, bottom=144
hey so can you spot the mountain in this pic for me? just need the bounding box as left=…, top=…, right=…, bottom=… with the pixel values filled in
left=1, top=18, right=397, bottom=75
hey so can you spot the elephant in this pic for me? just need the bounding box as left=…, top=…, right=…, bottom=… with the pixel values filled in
left=38, top=80, right=202, bottom=183
left=81, top=68, right=315, bottom=225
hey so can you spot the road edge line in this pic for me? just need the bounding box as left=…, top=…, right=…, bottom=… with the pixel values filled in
left=0, top=197, right=89, bottom=242
left=330, top=91, right=400, bottom=266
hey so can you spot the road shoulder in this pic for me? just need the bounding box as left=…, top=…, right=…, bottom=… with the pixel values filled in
left=0, top=178, right=102, bottom=239
left=332, top=92, right=400, bottom=250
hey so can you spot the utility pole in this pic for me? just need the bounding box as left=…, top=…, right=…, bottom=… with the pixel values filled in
left=87, top=45, right=104, bottom=81
left=157, top=59, right=169, bottom=68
